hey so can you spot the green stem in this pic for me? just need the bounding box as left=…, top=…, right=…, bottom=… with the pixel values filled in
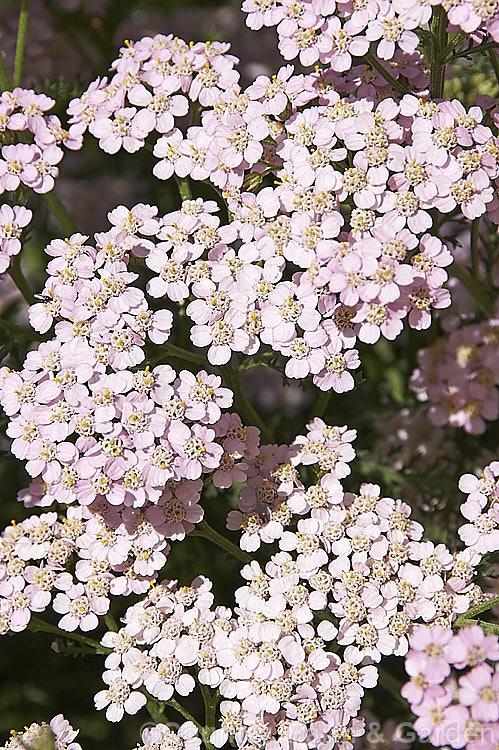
left=454, top=595, right=499, bottom=625
left=470, top=218, right=480, bottom=279
left=450, top=41, right=498, bottom=60
left=221, top=364, right=273, bottom=443
left=199, top=683, right=218, bottom=750
left=193, top=519, right=252, bottom=565
left=28, top=615, right=111, bottom=655
left=166, top=696, right=202, bottom=730
left=310, top=389, right=332, bottom=419
left=175, top=175, right=193, bottom=202
left=454, top=619, right=499, bottom=635
left=104, top=612, right=118, bottom=632
left=377, top=666, right=408, bottom=708
left=43, top=190, right=77, bottom=236
left=449, top=260, right=493, bottom=316
left=146, top=699, right=165, bottom=723
left=429, top=6, right=448, bottom=99
left=364, top=52, right=410, bottom=95
left=160, top=342, right=208, bottom=366
left=13, top=0, right=30, bottom=88
left=0, top=53, right=12, bottom=91
left=437, top=30, right=467, bottom=62
left=202, top=180, right=233, bottom=222
left=239, top=351, right=281, bottom=373
left=488, top=49, right=499, bottom=87
left=8, top=259, right=34, bottom=305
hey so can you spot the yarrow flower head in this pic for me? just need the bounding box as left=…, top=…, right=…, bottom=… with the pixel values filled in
left=402, top=625, right=499, bottom=749
left=0, top=714, right=83, bottom=750
left=0, top=3, right=498, bottom=750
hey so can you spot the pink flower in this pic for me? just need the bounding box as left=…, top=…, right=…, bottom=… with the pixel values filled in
left=189, top=55, right=240, bottom=107
left=281, top=331, right=327, bottom=379
left=91, top=107, right=149, bottom=154
left=449, top=625, right=499, bottom=669
left=406, top=625, right=453, bottom=684
left=175, top=369, right=233, bottom=423
left=410, top=234, right=453, bottom=287
left=412, top=685, right=454, bottom=744
left=128, top=87, right=189, bottom=133
left=380, top=190, right=433, bottom=233
left=53, top=581, right=109, bottom=631
left=29, top=144, right=64, bottom=193
left=140, top=722, right=201, bottom=750
left=153, top=128, right=187, bottom=180
left=366, top=4, right=419, bottom=60
left=318, top=19, right=369, bottom=72
left=107, top=203, right=160, bottom=236
left=242, top=0, right=282, bottom=29
left=94, top=668, right=147, bottom=722
left=459, top=663, right=499, bottom=722
left=169, top=422, right=223, bottom=479
left=0, top=143, right=38, bottom=192
left=190, top=308, right=250, bottom=365
left=402, top=279, right=451, bottom=330
left=0, top=204, right=32, bottom=272
left=313, top=344, right=360, bottom=393
left=49, top=714, right=83, bottom=750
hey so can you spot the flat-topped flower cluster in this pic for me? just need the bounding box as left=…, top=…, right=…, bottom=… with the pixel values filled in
left=87, top=426, right=489, bottom=749
left=242, top=0, right=499, bottom=63
left=0, top=712, right=202, bottom=750
left=0, top=714, right=83, bottom=750
left=402, top=624, right=499, bottom=749
left=410, top=319, right=499, bottom=435
left=458, top=461, right=499, bottom=554
left=0, top=0, right=497, bottom=744
left=0, top=88, right=83, bottom=194
left=59, top=29, right=499, bottom=390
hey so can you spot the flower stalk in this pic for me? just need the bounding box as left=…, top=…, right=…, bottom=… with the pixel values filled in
left=13, top=0, right=30, bottom=88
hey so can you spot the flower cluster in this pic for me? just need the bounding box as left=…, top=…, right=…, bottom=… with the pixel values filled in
left=243, top=0, right=423, bottom=68
left=72, top=33, right=499, bottom=224
left=65, top=28, right=499, bottom=388
left=95, top=576, right=230, bottom=721
left=90, top=418, right=486, bottom=750
left=0, top=713, right=83, bottom=750
left=0, top=210, right=266, bottom=637
left=227, top=418, right=357, bottom=549
left=0, top=406, right=260, bottom=636
left=66, top=36, right=238, bottom=154
left=0, top=503, right=175, bottom=635
left=0, top=404, right=256, bottom=635
left=0, top=0, right=498, bottom=745
left=242, top=0, right=499, bottom=67
left=410, top=319, right=499, bottom=434
left=402, top=624, right=499, bottom=749
left=0, top=711, right=202, bottom=750
left=0, top=88, right=83, bottom=195
left=136, top=721, right=201, bottom=750
left=0, top=213, right=264, bottom=509
left=0, top=203, right=32, bottom=274
left=458, top=462, right=499, bottom=555
left=227, top=419, right=484, bottom=624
